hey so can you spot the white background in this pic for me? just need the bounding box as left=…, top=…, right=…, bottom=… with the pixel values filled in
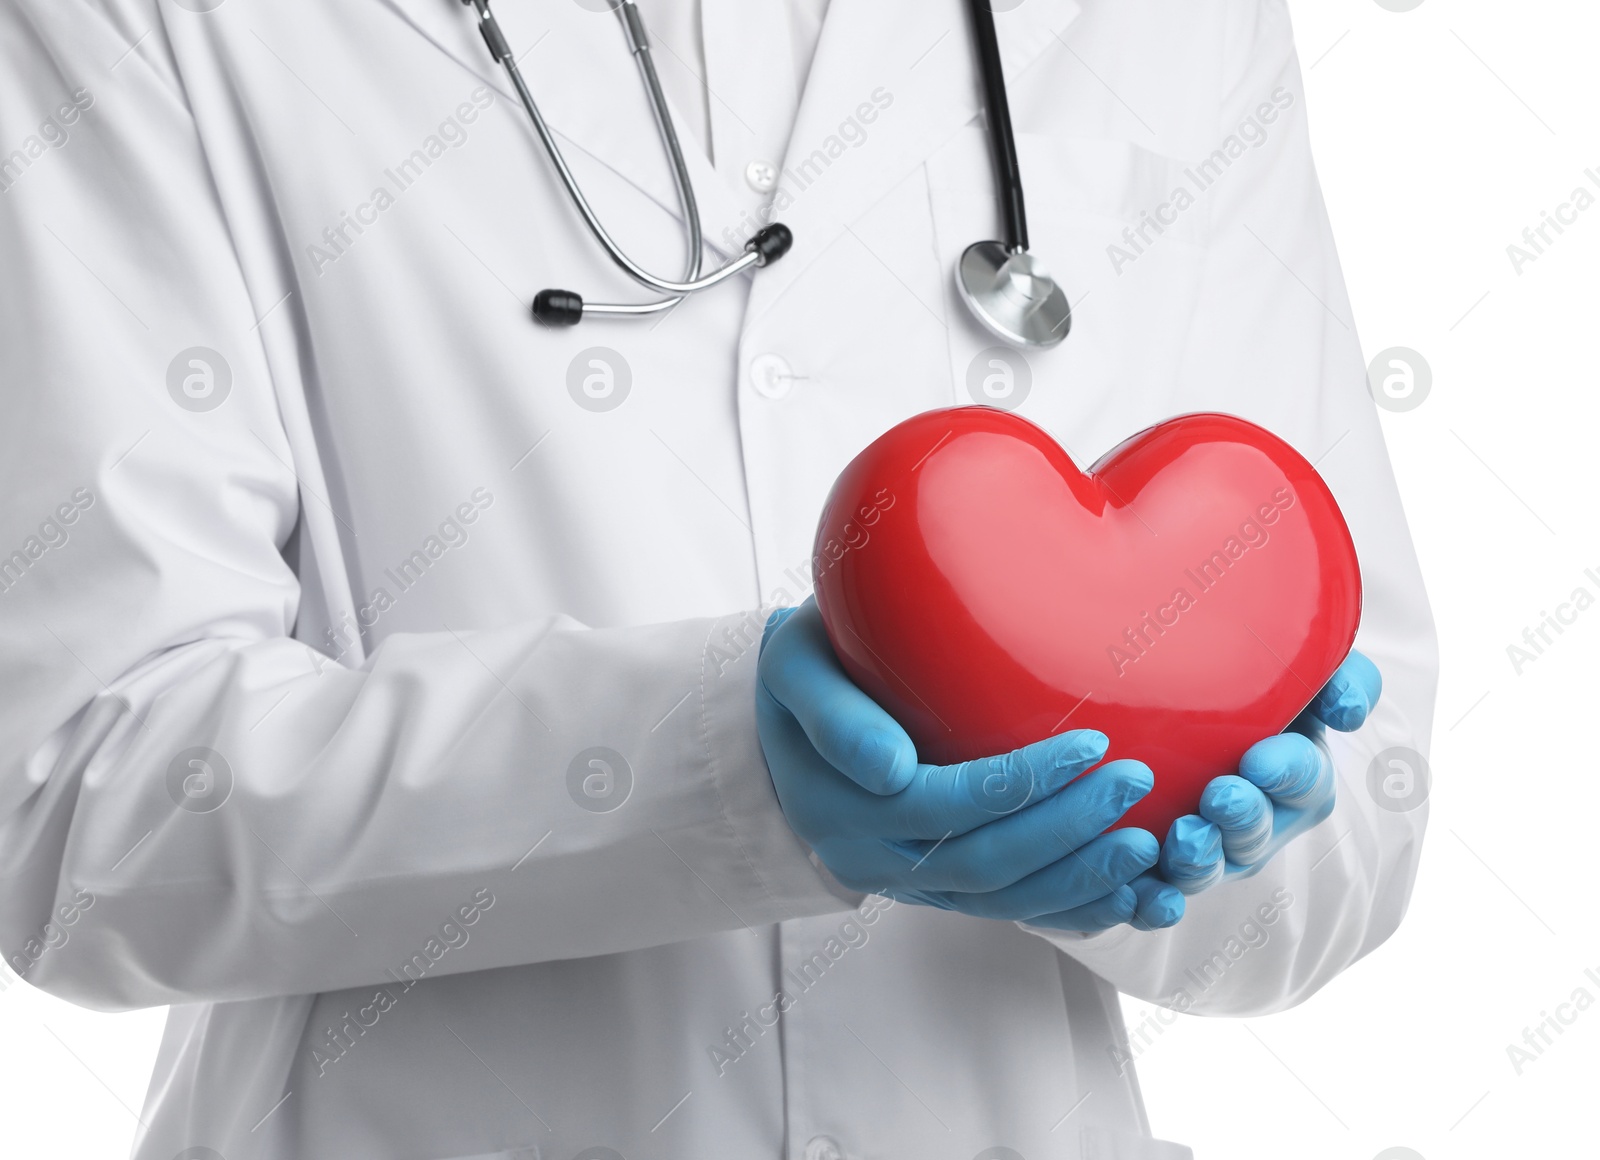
left=0, top=1, right=1595, bottom=1158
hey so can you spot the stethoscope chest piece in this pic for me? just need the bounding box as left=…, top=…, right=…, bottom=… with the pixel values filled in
left=956, top=240, right=1072, bottom=349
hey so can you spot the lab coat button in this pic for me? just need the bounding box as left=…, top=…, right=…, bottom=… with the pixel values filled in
left=746, top=159, right=779, bottom=193
left=749, top=353, right=794, bottom=399
left=803, top=1135, right=844, bottom=1160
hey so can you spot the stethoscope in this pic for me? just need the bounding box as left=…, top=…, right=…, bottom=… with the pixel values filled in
left=462, top=0, right=1072, bottom=348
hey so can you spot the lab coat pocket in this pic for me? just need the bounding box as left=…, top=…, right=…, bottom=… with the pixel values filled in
left=1079, top=1126, right=1195, bottom=1160
left=926, top=128, right=1209, bottom=442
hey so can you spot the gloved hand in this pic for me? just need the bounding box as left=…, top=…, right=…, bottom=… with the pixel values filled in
left=1158, top=651, right=1383, bottom=893
left=757, top=601, right=1185, bottom=933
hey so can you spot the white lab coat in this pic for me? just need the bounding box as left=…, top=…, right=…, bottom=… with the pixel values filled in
left=0, top=1, right=1436, bottom=1158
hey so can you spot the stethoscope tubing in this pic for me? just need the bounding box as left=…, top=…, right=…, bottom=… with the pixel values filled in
left=582, top=0, right=703, bottom=314
left=966, top=0, right=1030, bottom=255
left=469, top=0, right=745, bottom=300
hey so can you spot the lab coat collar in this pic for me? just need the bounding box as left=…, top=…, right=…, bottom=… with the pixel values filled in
left=744, top=0, right=1084, bottom=326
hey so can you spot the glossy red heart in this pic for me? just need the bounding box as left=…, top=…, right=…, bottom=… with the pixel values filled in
left=812, top=407, right=1361, bottom=838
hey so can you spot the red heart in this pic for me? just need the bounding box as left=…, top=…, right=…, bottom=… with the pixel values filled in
left=812, top=407, right=1362, bottom=839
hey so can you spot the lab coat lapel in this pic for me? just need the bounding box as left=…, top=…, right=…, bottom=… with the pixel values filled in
left=376, top=0, right=748, bottom=254
left=745, top=0, right=1082, bottom=325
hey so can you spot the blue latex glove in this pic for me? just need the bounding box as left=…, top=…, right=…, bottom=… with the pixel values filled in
left=1159, top=651, right=1383, bottom=893
left=758, top=601, right=1186, bottom=933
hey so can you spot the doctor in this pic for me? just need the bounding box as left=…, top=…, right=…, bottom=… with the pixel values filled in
left=0, top=1, right=1435, bottom=1159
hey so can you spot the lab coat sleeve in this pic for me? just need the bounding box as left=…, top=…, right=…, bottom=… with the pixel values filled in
left=0, top=1, right=850, bottom=1012
left=1019, top=0, right=1438, bottom=1014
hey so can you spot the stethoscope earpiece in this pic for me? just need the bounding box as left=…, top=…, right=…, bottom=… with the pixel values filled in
left=532, top=290, right=583, bottom=327
left=746, top=223, right=795, bottom=266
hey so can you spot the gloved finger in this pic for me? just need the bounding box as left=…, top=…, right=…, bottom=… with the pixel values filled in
left=1309, top=649, right=1382, bottom=732
left=954, top=730, right=1110, bottom=819
left=891, top=747, right=1138, bottom=843
left=757, top=600, right=917, bottom=794
left=1128, top=872, right=1186, bottom=931
left=1020, top=883, right=1140, bottom=934
left=1238, top=732, right=1328, bottom=809
left=1159, top=815, right=1225, bottom=895
left=1199, top=775, right=1274, bottom=865
left=1216, top=738, right=1338, bottom=885
left=754, top=678, right=865, bottom=825
left=920, top=829, right=1159, bottom=916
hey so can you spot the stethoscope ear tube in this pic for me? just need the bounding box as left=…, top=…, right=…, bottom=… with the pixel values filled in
left=466, top=0, right=791, bottom=324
